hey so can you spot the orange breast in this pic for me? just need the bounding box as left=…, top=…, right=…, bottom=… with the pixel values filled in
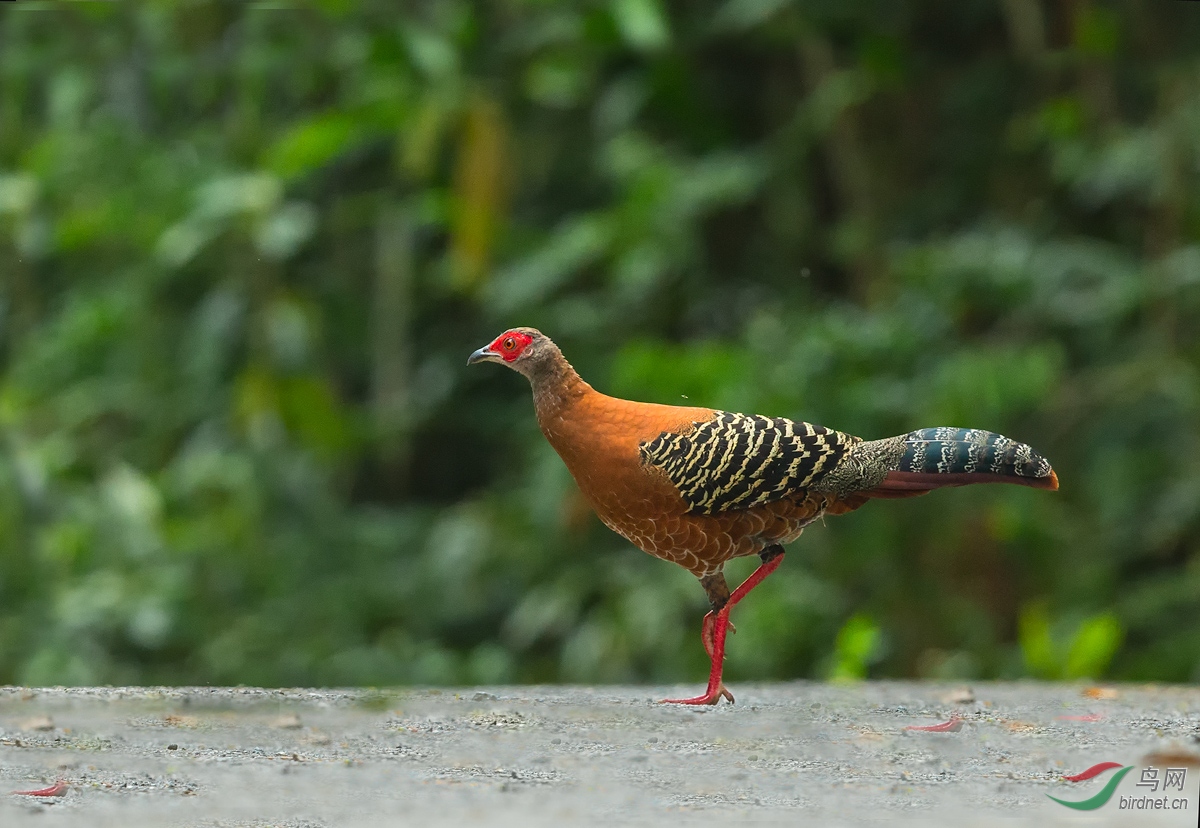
left=537, top=392, right=840, bottom=576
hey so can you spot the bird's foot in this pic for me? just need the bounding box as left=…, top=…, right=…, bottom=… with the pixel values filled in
left=660, top=683, right=735, bottom=706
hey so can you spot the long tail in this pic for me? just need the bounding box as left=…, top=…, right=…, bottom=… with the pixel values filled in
left=866, top=427, right=1058, bottom=497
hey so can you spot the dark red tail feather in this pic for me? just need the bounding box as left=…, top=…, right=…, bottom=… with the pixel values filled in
left=868, top=468, right=1059, bottom=496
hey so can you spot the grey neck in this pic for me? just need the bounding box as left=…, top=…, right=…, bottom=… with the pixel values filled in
left=524, top=345, right=589, bottom=417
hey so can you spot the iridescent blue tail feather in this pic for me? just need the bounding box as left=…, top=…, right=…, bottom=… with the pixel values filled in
left=872, top=427, right=1058, bottom=493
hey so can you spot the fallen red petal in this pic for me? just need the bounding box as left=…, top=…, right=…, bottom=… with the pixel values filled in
left=12, top=780, right=68, bottom=797
left=904, top=717, right=962, bottom=732
left=1056, top=713, right=1104, bottom=722
left=1063, top=761, right=1123, bottom=782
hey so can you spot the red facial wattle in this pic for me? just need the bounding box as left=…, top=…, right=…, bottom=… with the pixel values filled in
left=489, top=331, right=533, bottom=362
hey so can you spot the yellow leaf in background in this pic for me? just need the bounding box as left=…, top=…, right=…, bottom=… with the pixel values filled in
left=451, top=94, right=509, bottom=293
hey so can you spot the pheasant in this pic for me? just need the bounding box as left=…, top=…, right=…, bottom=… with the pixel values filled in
left=468, top=328, right=1059, bottom=705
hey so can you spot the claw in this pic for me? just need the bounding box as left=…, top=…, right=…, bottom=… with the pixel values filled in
left=660, top=684, right=735, bottom=706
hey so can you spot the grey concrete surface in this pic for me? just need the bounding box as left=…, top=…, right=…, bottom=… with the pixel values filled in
left=0, top=682, right=1198, bottom=827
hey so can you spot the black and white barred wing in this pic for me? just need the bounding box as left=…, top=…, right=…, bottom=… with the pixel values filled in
left=639, top=411, right=859, bottom=514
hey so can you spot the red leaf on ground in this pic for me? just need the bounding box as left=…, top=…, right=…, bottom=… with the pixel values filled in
left=904, top=717, right=962, bottom=732
left=12, top=780, right=68, bottom=797
left=1056, top=713, right=1104, bottom=722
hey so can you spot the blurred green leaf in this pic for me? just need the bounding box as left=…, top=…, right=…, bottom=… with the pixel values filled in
left=196, top=174, right=282, bottom=220
left=489, top=215, right=611, bottom=313
left=611, top=0, right=670, bottom=52
left=1021, top=604, right=1123, bottom=680
left=256, top=201, right=317, bottom=260
left=712, top=0, right=791, bottom=32
left=525, top=55, right=590, bottom=108
left=1066, top=613, right=1123, bottom=680
left=264, top=113, right=365, bottom=180
left=1018, top=602, right=1058, bottom=679
left=1073, top=5, right=1120, bottom=58
left=610, top=339, right=750, bottom=407
left=827, top=614, right=881, bottom=682
left=0, top=174, right=38, bottom=214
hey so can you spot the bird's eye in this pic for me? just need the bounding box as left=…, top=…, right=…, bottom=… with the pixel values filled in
left=503, top=337, right=515, bottom=350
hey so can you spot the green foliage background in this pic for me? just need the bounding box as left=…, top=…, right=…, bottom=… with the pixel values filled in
left=1, top=0, right=1198, bottom=687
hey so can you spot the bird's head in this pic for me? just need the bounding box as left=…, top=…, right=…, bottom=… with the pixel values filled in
left=467, top=327, right=557, bottom=379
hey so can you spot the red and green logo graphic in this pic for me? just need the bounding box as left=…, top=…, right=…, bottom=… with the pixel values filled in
left=1048, top=762, right=1133, bottom=810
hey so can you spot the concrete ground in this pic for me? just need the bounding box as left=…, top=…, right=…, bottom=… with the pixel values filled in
left=0, top=682, right=1198, bottom=827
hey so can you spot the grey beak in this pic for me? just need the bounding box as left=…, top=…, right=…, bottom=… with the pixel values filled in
left=467, top=346, right=502, bottom=366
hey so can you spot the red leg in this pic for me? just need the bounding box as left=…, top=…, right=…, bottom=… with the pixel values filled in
left=700, top=611, right=736, bottom=658
left=662, top=549, right=784, bottom=706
